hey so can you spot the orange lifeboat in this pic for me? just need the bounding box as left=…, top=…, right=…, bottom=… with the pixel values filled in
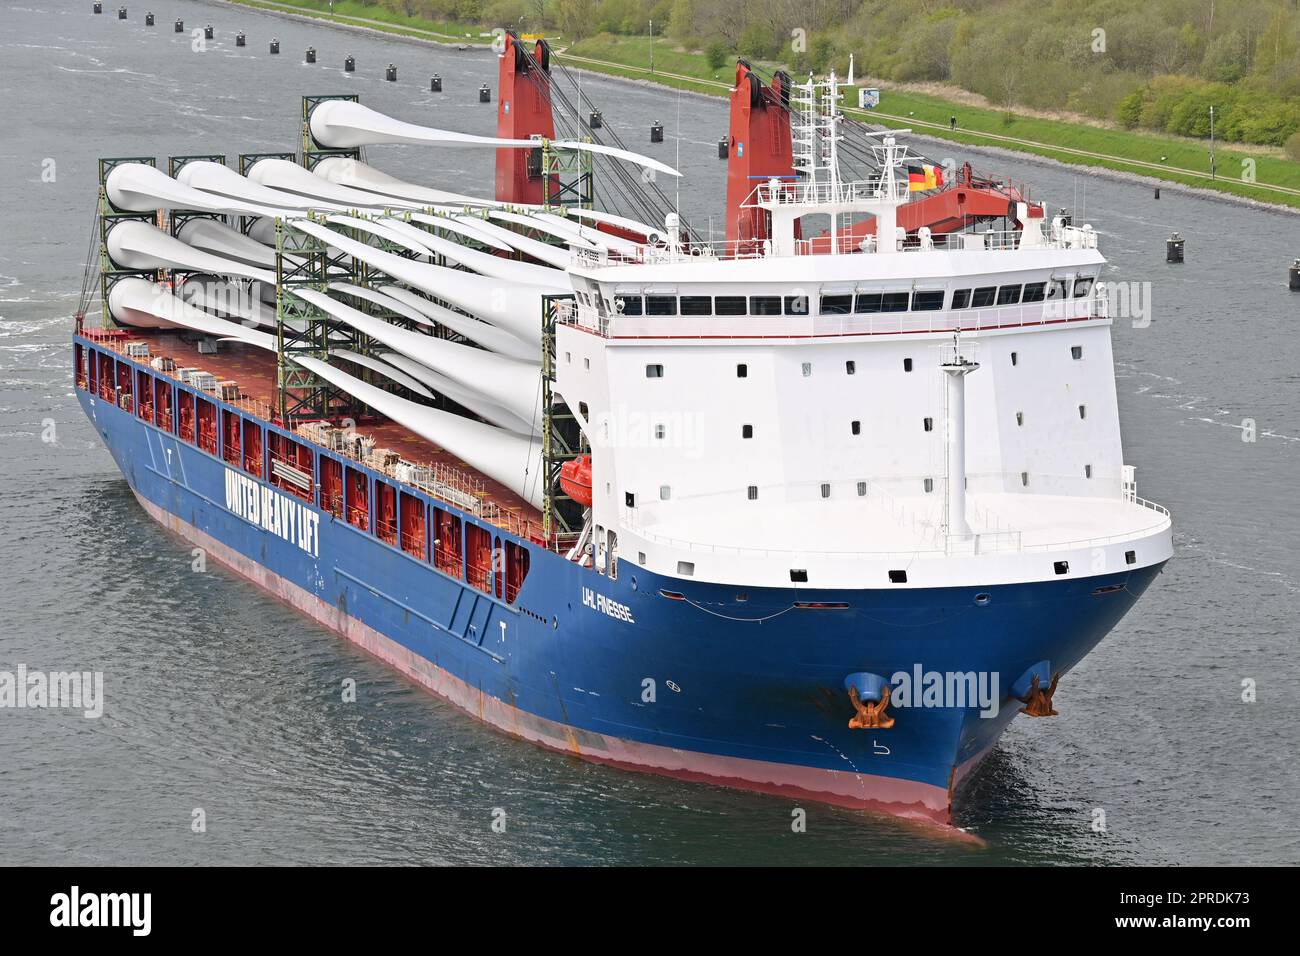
left=559, top=455, right=593, bottom=506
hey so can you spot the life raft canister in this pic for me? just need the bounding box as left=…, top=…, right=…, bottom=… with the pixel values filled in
left=558, top=455, right=593, bottom=506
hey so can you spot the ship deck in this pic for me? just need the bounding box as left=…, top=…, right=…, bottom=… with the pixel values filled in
left=89, top=327, right=547, bottom=540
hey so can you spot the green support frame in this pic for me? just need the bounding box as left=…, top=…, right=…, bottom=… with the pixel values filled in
left=541, top=293, right=584, bottom=542
left=301, top=94, right=361, bottom=171
left=96, top=156, right=161, bottom=329
left=541, top=141, right=593, bottom=211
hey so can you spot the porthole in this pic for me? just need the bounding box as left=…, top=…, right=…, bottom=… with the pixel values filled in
left=974, top=593, right=991, bottom=606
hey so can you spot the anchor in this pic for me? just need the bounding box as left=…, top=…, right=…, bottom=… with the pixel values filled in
left=848, top=684, right=895, bottom=730
left=1017, top=672, right=1061, bottom=717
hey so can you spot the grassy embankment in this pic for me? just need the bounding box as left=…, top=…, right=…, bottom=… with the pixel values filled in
left=228, top=0, right=1300, bottom=209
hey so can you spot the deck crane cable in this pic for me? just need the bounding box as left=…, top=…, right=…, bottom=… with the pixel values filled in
left=512, top=43, right=703, bottom=243
left=77, top=204, right=102, bottom=320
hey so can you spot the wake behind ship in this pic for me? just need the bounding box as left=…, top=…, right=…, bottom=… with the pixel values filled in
left=71, top=42, right=1171, bottom=827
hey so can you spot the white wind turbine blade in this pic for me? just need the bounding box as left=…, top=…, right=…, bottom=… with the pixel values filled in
left=488, top=210, right=604, bottom=251
left=290, top=287, right=542, bottom=426
left=311, top=156, right=494, bottom=209
left=379, top=351, right=538, bottom=436
left=247, top=158, right=421, bottom=210
left=375, top=284, right=539, bottom=363
left=177, top=219, right=278, bottom=269
left=175, top=160, right=351, bottom=213
left=569, top=207, right=662, bottom=241
left=308, top=100, right=680, bottom=178
left=403, top=212, right=514, bottom=252
left=289, top=220, right=552, bottom=346
left=105, top=163, right=296, bottom=218
left=330, top=349, right=437, bottom=400
left=107, top=221, right=277, bottom=284
left=108, top=278, right=276, bottom=348
left=442, top=215, right=573, bottom=268
left=296, top=356, right=544, bottom=510
left=382, top=224, right=565, bottom=287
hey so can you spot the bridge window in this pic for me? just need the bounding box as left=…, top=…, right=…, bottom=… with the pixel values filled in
left=680, top=296, right=711, bottom=316
left=913, top=290, right=945, bottom=311
left=996, top=284, right=1023, bottom=305
left=1022, top=282, right=1047, bottom=302
left=1046, top=279, right=1068, bottom=300
left=820, top=294, right=853, bottom=315
left=971, top=286, right=997, bottom=308
left=645, top=295, right=677, bottom=316
left=854, top=292, right=909, bottom=313
left=951, top=289, right=972, bottom=309
left=614, top=295, right=643, bottom=316
left=750, top=296, right=781, bottom=315
left=1073, top=277, right=1094, bottom=297
left=715, top=296, right=747, bottom=316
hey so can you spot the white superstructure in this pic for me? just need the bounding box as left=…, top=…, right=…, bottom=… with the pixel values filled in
left=554, top=77, right=1171, bottom=591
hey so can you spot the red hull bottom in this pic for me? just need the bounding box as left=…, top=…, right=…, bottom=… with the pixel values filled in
left=137, top=491, right=977, bottom=835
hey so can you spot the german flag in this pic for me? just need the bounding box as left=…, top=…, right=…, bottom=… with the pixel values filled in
left=907, top=164, right=945, bottom=192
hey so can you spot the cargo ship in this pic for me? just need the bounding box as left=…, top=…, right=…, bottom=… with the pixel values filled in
left=71, top=41, right=1172, bottom=827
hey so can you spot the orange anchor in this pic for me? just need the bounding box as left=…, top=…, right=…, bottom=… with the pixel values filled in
left=1017, top=672, right=1061, bottom=717
left=848, top=684, right=895, bottom=730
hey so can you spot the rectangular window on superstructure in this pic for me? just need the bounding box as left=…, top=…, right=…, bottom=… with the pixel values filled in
left=854, top=292, right=883, bottom=313
left=971, top=286, right=997, bottom=308
left=614, top=295, right=643, bottom=316
left=784, top=295, right=809, bottom=315
left=951, top=289, right=972, bottom=309
left=715, top=296, right=746, bottom=316
left=1022, top=282, right=1047, bottom=302
left=645, top=364, right=664, bottom=378
left=645, top=295, right=677, bottom=316
left=750, top=296, right=781, bottom=315
left=996, top=284, right=1023, bottom=305
left=912, top=290, right=945, bottom=311
left=820, top=294, right=853, bottom=315
left=1046, top=279, right=1068, bottom=300
left=881, top=292, right=909, bottom=312
left=1073, top=276, right=1094, bottom=297
left=680, top=296, right=711, bottom=316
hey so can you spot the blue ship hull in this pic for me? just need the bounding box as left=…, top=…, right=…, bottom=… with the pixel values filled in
left=77, top=340, right=1165, bottom=826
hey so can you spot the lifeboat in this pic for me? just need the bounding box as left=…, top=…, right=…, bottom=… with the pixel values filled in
left=559, top=455, right=593, bottom=506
